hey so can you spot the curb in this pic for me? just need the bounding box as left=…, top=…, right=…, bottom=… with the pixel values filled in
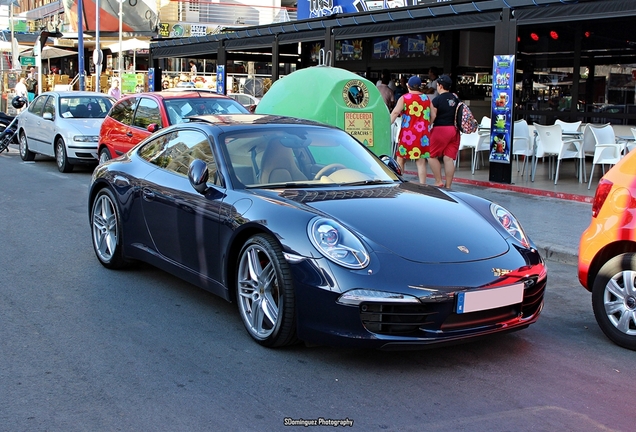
left=536, top=243, right=578, bottom=266
left=403, top=169, right=594, bottom=203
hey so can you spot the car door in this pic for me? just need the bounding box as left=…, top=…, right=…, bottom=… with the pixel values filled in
left=21, top=95, right=48, bottom=153
left=137, top=128, right=225, bottom=280
left=129, top=96, right=162, bottom=150
left=38, top=95, right=57, bottom=156
left=107, top=97, right=138, bottom=157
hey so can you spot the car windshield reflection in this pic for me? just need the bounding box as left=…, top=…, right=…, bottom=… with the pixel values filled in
left=165, top=98, right=247, bottom=124
left=222, top=126, right=399, bottom=188
left=60, top=96, right=113, bottom=119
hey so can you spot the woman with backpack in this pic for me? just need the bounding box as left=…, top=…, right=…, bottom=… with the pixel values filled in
left=429, top=74, right=460, bottom=189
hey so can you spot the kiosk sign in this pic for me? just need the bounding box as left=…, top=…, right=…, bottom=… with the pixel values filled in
left=489, top=55, right=515, bottom=164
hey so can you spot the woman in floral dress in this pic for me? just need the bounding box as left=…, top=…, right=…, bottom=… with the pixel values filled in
left=390, top=76, right=432, bottom=184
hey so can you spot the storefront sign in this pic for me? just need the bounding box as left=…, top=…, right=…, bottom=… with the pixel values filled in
left=371, top=33, right=440, bottom=59
left=20, top=57, right=36, bottom=66
left=344, top=112, right=374, bottom=146
left=299, top=0, right=457, bottom=19
left=489, top=55, right=515, bottom=164
left=159, top=22, right=222, bottom=38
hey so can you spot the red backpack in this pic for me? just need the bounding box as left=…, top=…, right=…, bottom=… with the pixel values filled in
left=454, top=100, right=479, bottom=134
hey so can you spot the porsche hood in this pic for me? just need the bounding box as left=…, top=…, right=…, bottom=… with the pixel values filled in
left=280, top=184, right=511, bottom=264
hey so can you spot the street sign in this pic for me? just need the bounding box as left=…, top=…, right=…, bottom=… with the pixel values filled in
left=20, top=56, right=36, bottom=66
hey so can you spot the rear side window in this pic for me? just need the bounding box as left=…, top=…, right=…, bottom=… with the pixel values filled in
left=133, top=97, right=162, bottom=129
left=109, top=97, right=137, bottom=126
left=28, top=95, right=48, bottom=116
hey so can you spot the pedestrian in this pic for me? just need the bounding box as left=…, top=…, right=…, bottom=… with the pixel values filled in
left=108, top=78, right=121, bottom=100
left=389, top=76, right=432, bottom=184
left=26, top=67, right=37, bottom=102
left=427, top=67, right=440, bottom=100
left=376, top=71, right=395, bottom=110
left=428, top=74, right=461, bottom=189
left=189, top=60, right=197, bottom=77
left=394, top=76, right=408, bottom=101
left=14, top=77, right=28, bottom=110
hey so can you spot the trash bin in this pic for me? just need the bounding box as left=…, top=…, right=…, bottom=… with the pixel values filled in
left=256, top=65, right=392, bottom=156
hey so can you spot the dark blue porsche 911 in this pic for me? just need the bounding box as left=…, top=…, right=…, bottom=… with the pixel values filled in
left=89, top=114, right=546, bottom=349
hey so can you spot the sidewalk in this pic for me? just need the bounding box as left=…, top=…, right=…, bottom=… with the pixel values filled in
left=403, top=157, right=593, bottom=266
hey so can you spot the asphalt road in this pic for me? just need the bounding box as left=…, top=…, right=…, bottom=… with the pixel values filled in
left=1, top=149, right=634, bottom=432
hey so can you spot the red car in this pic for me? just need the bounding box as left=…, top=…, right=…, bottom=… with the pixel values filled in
left=578, top=147, right=636, bottom=350
left=98, top=91, right=248, bottom=163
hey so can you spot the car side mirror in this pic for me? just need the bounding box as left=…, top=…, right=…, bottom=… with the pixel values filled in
left=379, top=155, right=402, bottom=176
left=188, top=159, right=209, bottom=194
left=147, top=123, right=160, bottom=133
left=43, top=112, right=53, bottom=121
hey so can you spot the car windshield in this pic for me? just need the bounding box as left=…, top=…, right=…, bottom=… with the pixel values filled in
left=165, top=98, right=248, bottom=124
left=60, top=96, right=113, bottom=119
left=222, top=126, right=400, bottom=188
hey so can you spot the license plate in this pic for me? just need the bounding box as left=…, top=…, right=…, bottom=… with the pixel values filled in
left=456, top=283, right=524, bottom=314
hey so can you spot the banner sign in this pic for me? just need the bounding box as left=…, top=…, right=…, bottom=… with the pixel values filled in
left=299, top=0, right=456, bottom=19
left=371, top=33, right=440, bottom=59
left=489, top=55, right=515, bottom=164
left=216, top=65, right=226, bottom=94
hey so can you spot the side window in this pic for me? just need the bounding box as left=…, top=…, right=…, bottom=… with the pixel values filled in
left=138, top=129, right=217, bottom=180
left=43, top=97, right=56, bottom=118
left=28, top=96, right=47, bottom=116
left=109, top=97, right=137, bottom=126
left=132, top=97, right=161, bottom=129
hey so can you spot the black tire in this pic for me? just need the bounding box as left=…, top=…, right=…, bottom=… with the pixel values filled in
left=592, top=253, right=636, bottom=350
left=98, top=147, right=112, bottom=164
left=236, top=234, right=297, bottom=347
left=55, top=137, right=73, bottom=173
left=91, top=188, right=128, bottom=269
left=19, top=132, right=35, bottom=161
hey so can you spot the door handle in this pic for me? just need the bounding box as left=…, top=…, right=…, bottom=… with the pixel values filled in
left=126, top=131, right=133, bottom=137
left=142, top=188, right=155, bottom=201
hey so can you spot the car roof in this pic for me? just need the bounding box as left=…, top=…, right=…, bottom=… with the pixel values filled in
left=40, top=91, right=114, bottom=98
left=119, top=91, right=232, bottom=101
left=188, top=114, right=334, bottom=129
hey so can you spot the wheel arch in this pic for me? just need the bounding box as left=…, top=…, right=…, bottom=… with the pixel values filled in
left=587, top=240, right=636, bottom=289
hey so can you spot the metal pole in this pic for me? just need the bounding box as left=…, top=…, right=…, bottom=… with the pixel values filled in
left=118, top=0, right=123, bottom=77
left=95, top=0, right=100, bottom=92
left=78, top=0, right=85, bottom=90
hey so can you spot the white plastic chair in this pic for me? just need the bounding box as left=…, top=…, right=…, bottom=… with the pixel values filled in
left=587, top=125, right=623, bottom=189
left=456, top=131, right=479, bottom=168
left=554, top=119, right=582, bottom=133
left=472, top=116, right=491, bottom=174
left=581, top=123, right=610, bottom=182
left=628, top=127, right=636, bottom=153
left=533, top=124, right=582, bottom=185
left=512, top=119, right=533, bottom=179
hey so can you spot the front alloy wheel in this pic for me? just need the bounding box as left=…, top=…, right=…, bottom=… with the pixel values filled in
left=55, top=137, right=73, bottom=173
left=236, top=234, right=297, bottom=347
left=592, top=253, right=636, bottom=350
left=99, top=147, right=111, bottom=164
left=91, top=188, right=127, bottom=269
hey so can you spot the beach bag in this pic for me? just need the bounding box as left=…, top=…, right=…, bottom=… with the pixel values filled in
left=454, top=100, right=478, bottom=134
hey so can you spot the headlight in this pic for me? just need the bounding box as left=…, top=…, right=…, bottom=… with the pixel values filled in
left=337, top=289, right=420, bottom=306
left=490, top=204, right=530, bottom=248
left=73, top=135, right=99, bottom=142
left=308, top=217, right=369, bottom=269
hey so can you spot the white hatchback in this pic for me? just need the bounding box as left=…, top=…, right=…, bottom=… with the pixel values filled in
left=18, top=91, right=115, bottom=172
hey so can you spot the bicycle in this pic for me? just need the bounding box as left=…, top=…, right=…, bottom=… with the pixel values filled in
left=0, top=116, right=18, bottom=154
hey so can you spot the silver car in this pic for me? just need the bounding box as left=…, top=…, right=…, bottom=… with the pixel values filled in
left=18, top=91, right=115, bottom=172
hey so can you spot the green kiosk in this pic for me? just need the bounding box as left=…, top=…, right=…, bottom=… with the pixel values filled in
left=256, top=62, right=392, bottom=157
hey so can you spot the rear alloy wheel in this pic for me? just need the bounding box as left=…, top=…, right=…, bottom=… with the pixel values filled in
left=91, top=188, right=127, bottom=269
left=19, top=132, right=35, bottom=161
left=236, top=234, right=297, bottom=347
left=592, top=253, right=636, bottom=350
left=55, top=137, right=73, bottom=173
left=98, top=147, right=111, bottom=164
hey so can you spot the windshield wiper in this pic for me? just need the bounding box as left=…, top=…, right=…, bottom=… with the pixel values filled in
left=247, top=182, right=339, bottom=189
left=340, top=179, right=397, bottom=186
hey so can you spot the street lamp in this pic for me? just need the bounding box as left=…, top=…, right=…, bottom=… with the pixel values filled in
left=118, top=0, right=123, bottom=77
